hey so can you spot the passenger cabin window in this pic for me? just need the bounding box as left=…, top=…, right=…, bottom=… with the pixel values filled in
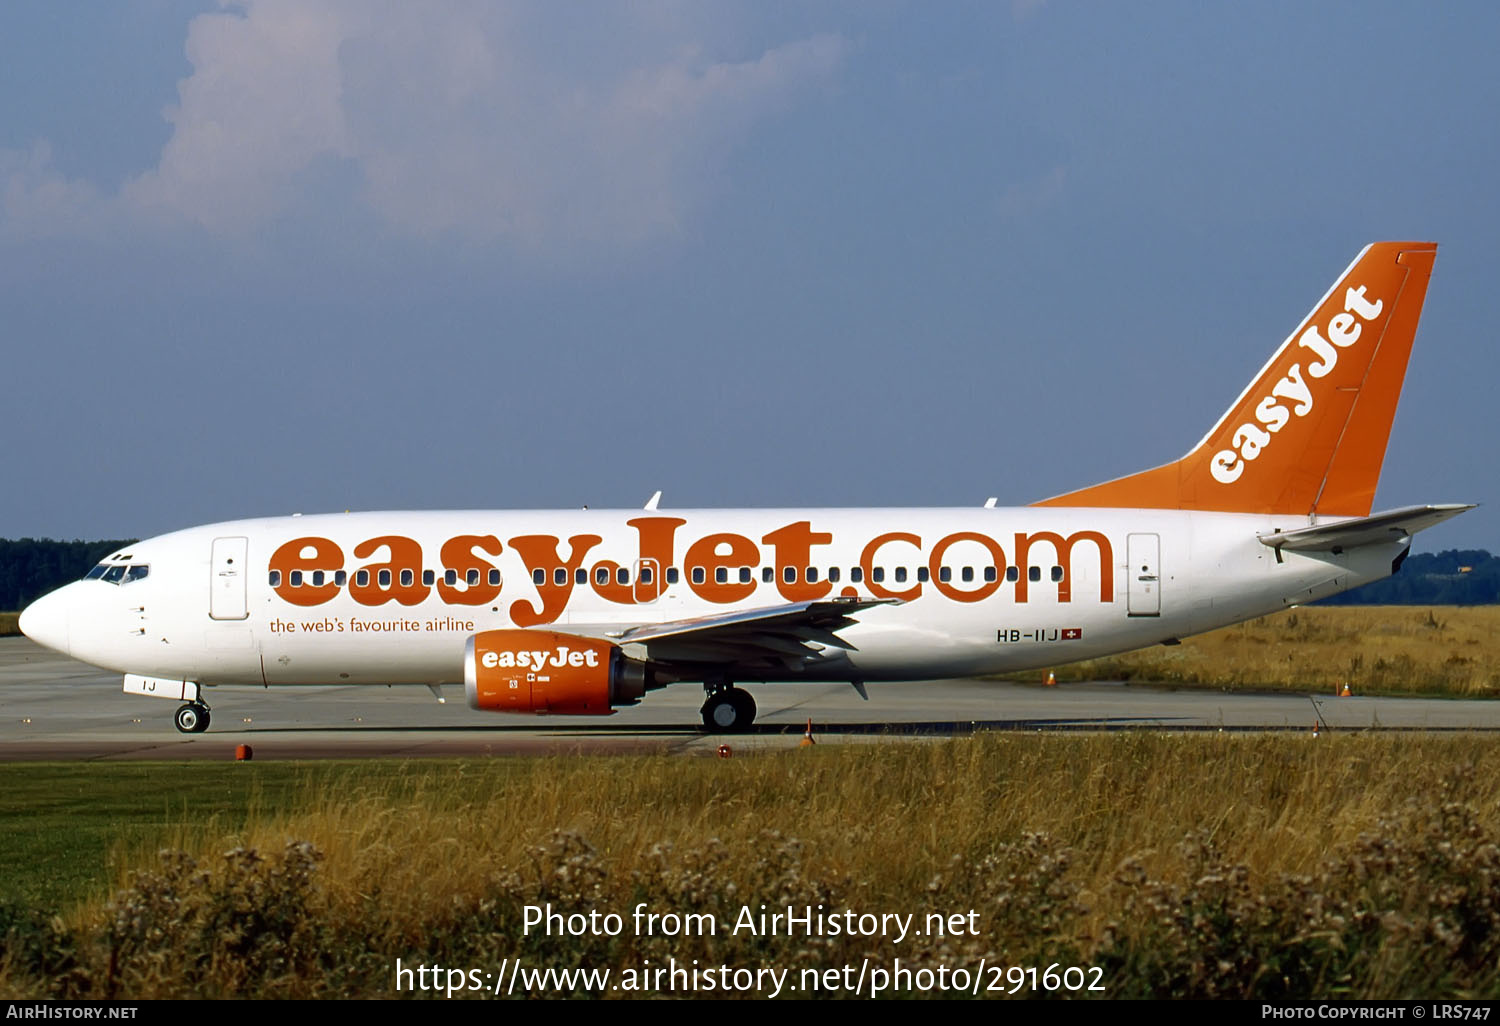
left=378, top=569, right=393, bottom=588
left=738, top=567, right=751, bottom=584
left=1006, top=566, right=1019, bottom=582
left=1051, top=565, right=1064, bottom=582
left=489, top=569, right=501, bottom=586
left=939, top=566, right=952, bottom=583
left=807, top=567, right=819, bottom=583
left=311, top=570, right=325, bottom=587
left=532, top=569, right=545, bottom=586
left=962, top=567, right=974, bottom=583
left=692, top=567, right=705, bottom=585
left=355, top=570, right=370, bottom=587
left=290, top=570, right=304, bottom=587
left=667, top=567, right=680, bottom=585
left=466, top=568, right=480, bottom=586
left=783, top=566, right=796, bottom=584
left=850, top=567, right=863, bottom=583
left=917, top=567, right=929, bottom=583
left=335, top=570, right=347, bottom=587
left=554, top=568, right=567, bottom=586
left=268, top=570, right=282, bottom=587
left=640, top=567, right=654, bottom=584
left=400, top=569, right=414, bottom=587
left=576, top=568, right=587, bottom=585
left=762, top=567, right=774, bottom=584
left=715, top=567, right=728, bottom=584
left=872, top=567, right=885, bottom=583
left=1028, top=566, right=1041, bottom=582
left=421, top=570, right=435, bottom=586
left=595, top=567, right=610, bottom=586
left=617, top=567, right=629, bottom=585
left=984, top=566, right=997, bottom=583
left=828, top=567, right=840, bottom=583
left=445, top=569, right=458, bottom=586
left=894, top=567, right=907, bottom=583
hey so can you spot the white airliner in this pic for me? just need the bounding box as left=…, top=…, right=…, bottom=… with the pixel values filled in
left=20, top=242, right=1472, bottom=734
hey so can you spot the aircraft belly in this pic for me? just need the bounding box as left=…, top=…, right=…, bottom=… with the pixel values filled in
left=260, top=632, right=458, bottom=685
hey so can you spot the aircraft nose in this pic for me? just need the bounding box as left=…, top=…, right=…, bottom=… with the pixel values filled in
left=19, top=588, right=72, bottom=656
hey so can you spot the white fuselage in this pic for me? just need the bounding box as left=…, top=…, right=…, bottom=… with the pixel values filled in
left=28, top=505, right=1398, bottom=691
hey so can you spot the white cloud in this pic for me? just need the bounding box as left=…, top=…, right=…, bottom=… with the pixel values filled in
left=1, top=142, right=106, bottom=238
left=123, top=0, right=354, bottom=233
left=9, top=2, right=849, bottom=253
left=351, top=26, right=847, bottom=248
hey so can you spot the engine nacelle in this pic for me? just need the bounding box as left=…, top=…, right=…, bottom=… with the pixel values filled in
left=464, top=630, right=646, bottom=715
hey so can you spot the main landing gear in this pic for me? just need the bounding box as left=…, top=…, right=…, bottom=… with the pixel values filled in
left=701, top=683, right=757, bottom=733
left=174, top=701, right=211, bottom=734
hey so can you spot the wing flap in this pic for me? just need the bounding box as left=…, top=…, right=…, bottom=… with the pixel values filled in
left=579, top=597, right=897, bottom=671
left=607, top=597, right=895, bottom=645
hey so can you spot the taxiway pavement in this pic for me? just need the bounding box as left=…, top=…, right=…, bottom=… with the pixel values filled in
left=1, top=636, right=1495, bottom=761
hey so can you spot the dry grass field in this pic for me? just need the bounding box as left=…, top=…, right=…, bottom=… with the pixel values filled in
left=6, top=734, right=1500, bottom=998
left=1018, top=605, right=1500, bottom=697
left=0, top=613, right=18, bottom=636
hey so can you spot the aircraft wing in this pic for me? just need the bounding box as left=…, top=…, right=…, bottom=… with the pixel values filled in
left=578, top=597, right=899, bottom=672
left=1257, top=504, right=1476, bottom=552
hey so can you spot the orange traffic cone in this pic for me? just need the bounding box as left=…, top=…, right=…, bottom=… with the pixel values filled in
left=1312, top=720, right=1322, bottom=737
left=1045, top=671, right=1056, bottom=687
left=1340, top=683, right=1352, bottom=698
left=799, top=717, right=816, bottom=747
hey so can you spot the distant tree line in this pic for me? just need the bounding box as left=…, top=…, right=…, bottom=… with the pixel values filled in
left=1318, top=549, right=1499, bottom=605
left=0, top=539, right=136, bottom=611
left=0, top=539, right=1494, bottom=612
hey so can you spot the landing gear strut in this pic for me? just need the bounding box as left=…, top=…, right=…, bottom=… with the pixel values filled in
left=700, top=684, right=757, bottom=733
left=174, top=701, right=211, bottom=734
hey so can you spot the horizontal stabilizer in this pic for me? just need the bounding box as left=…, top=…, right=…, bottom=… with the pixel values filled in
left=1257, top=504, right=1476, bottom=552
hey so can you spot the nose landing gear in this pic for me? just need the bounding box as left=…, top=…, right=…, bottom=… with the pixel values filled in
left=174, top=701, right=211, bottom=734
left=700, top=683, right=756, bottom=733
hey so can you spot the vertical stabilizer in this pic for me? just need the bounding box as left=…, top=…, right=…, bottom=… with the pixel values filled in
left=1034, top=242, right=1437, bottom=516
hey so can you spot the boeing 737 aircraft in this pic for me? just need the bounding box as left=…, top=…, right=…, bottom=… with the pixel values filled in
left=20, top=242, right=1472, bottom=733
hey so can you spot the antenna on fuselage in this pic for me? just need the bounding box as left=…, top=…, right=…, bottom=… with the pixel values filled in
left=644, top=490, right=662, bottom=511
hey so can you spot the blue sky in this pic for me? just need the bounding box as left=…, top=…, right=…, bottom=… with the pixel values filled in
left=2, top=1, right=1496, bottom=551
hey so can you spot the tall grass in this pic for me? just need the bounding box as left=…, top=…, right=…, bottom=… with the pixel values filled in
left=6, top=736, right=1500, bottom=998
left=1034, top=606, right=1500, bottom=695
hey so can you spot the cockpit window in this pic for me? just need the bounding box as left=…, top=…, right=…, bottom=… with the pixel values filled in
left=87, top=562, right=148, bottom=585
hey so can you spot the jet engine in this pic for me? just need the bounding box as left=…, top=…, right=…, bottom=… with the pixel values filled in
left=464, top=630, right=646, bottom=714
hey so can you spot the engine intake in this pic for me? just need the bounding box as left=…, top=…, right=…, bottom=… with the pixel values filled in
left=464, top=630, right=645, bottom=715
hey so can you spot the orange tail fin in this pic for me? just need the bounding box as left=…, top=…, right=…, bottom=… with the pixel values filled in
left=1034, top=242, right=1437, bottom=517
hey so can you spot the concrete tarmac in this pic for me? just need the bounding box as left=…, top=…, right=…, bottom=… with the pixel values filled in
left=1, top=636, right=1497, bottom=761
